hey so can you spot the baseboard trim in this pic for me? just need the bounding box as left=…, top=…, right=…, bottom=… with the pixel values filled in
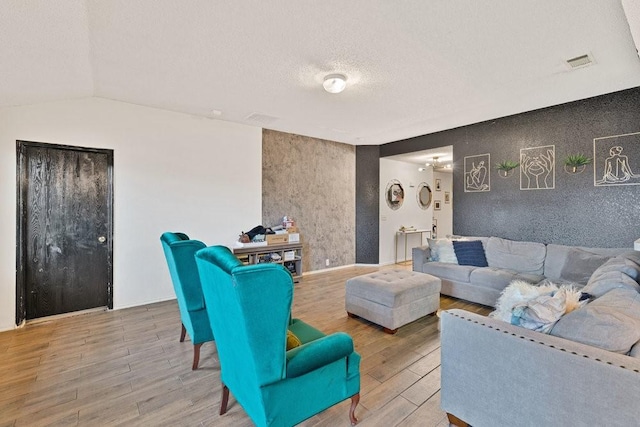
left=26, top=306, right=108, bottom=325
left=303, top=263, right=389, bottom=276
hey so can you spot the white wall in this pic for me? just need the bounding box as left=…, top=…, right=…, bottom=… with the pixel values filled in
left=379, top=158, right=434, bottom=265
left=433, top=170, right=453, bottom=238
left=0, top=98, right=262, bottom=331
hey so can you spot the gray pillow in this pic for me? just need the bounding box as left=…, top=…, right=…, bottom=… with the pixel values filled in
left=550, top=288, right=640, bottom=354
left=589, top=257, right=640, bottom=281
left=582, top=271, right=640, bottom=298
left=620, top=251, right=640, bottom=266
left=559, top=248, right=609, bottom=285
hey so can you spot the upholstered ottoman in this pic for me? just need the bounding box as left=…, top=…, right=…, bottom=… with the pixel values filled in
left=345, top=269, right=441, bottom=334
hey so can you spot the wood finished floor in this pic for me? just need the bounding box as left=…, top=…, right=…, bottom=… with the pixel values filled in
left=0, top=264, right=490, bottom=427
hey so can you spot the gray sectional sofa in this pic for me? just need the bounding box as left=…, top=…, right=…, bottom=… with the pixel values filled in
left=439, top=250, right=640, bottom=427
left=412, top=236, right=633, bottom=307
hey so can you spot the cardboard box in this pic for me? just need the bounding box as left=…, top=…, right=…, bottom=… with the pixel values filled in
left=283, top=250, right=295, bottom=261
left=266, top=234, right=288, bottom=245
left=286, top=226, right=299, bottom=233
left=287, top=232, right=300, bottom=243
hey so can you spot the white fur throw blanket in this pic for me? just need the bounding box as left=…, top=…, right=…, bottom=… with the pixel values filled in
left=490, top=280, right=586, bottom=333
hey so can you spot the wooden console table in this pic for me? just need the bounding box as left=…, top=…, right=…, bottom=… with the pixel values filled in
left=233, top=242, right=303, bottom=282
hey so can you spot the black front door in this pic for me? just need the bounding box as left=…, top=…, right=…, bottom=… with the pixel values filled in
left=17, top=141, right=113, bottom=322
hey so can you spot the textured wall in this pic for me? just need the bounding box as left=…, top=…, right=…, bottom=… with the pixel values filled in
left=355, top=145, right=380, bottom=264
left=263, top=130, right=355, bottom=272
left=379, top=87, right=640, bottom=248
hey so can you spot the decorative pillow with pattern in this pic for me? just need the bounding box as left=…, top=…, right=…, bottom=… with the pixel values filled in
left=452, top=240, right=488, bottom=267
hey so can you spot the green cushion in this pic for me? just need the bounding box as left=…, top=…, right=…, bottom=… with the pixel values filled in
left=288, top=318, right=325, bottom=344
left=286, top=332, right=354, bottom=378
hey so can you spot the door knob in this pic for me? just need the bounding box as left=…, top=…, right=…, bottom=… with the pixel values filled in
left=98, top=236, right=106, bottom=243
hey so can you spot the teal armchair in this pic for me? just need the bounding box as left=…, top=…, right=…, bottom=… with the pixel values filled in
left=160, top=232, right=214, bottom=370
left=195, top=245, right=361, bottom=426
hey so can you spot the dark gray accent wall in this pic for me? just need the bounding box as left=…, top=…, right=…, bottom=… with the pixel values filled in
left=355, top=145, right=380, bottom=263
left=378, top=87, right=640, bottom=248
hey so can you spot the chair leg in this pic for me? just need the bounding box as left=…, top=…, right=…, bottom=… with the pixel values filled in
left=192, top=343, right=203, bottom=370
left=180, top=323, right=187, bottom=342
left=220, top=384, right=230, bottom=415
left=349, top=393, right=360, bottom=425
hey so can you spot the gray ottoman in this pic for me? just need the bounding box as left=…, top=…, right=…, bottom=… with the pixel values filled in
left=345, top=269, right=441, bottom=334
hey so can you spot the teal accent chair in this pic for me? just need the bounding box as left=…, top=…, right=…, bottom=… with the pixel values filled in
left=195, top=245, right=361, bottom=426
left=160, top=232, right=214, bottom=370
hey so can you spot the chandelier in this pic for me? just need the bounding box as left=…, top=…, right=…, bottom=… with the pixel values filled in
left=419, top=156, right=451, bottom=171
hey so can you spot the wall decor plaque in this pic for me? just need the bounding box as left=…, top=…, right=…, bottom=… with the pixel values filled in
left=594, top=132, right=640, bottom=186
left=520, top=145, right=555, bottom=190
left=464, top=153, right=490, bottom=192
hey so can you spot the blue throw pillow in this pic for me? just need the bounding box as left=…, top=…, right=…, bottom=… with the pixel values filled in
left=452, top=240, right=488, bottom=267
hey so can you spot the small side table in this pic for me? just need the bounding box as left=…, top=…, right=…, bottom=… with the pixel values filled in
left=395, top=229, right=431, bottom=264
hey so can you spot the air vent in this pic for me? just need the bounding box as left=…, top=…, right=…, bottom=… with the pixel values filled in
left=566, top=54, right=593, bottom=69
left=245, top=113, right=278, bottom=125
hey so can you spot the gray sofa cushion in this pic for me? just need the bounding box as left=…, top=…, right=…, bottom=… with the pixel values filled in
left=516, top=272, right=548, bottom=284
left=582, top=256, right=640, bottom=297
left=423, top=262, right=476, bottom=283
left=589, top=257, right=640, bottom=281
left=550, top=288, right=640, bottom=354
left=558, top=248, right=610, bottom=285
left=485, top=237, right=546, bottom=275
left=582, top=271, right=640, bottom=297
left=469, top=268, right=545, bottom=292
left=543, top=244, right=630, bottom=281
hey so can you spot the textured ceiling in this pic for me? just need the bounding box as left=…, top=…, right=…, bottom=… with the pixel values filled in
left=1, top=0, right=640, bottom=145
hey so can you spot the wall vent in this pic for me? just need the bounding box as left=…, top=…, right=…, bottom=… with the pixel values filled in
left=566, top=54, right=593, bottom=69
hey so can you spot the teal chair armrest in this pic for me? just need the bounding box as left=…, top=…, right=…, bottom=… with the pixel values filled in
left=285, top=332, right=354, bottom=378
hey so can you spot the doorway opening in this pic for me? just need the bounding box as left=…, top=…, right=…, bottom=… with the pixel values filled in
left=380, top=146, right=453, bottom=265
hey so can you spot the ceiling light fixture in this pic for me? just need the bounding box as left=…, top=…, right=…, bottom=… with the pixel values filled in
left=323, top=74, right=347, bottom=94
left=424, top=156, right=451, bottom=171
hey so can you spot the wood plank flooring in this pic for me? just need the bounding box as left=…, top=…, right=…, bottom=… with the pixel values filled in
left=0, top=264, right=490, bottom=426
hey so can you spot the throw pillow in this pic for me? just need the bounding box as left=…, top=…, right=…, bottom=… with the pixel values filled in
left=286, top=330, right=302, bottom=350
left=452, top=240, right=488, bottom=267
left=550, top=288, right=640, bottom=354
left=427, top=238, right=458, bottom=264
left=559, top=248, right=609, bottom=285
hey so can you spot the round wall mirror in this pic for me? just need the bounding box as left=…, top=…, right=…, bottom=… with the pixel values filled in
left=416, top=182, right=432, bottom=209
left=385, top=179, right=404, bottom=210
